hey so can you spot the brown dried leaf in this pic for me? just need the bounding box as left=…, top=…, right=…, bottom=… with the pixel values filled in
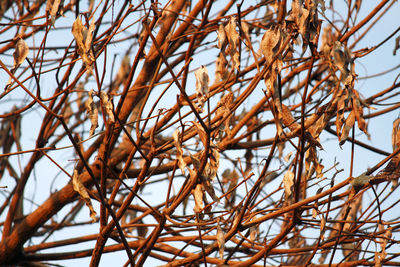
left=241, top=21, right=251, bottom=47
left=339, top=110, right=355, bottom=146
left=194, top=65, right=209, bottom=110
left=13, top=38, right=29, bottom=69
left=173, top=129, right=186, bottom=175
left=216, top=221, right=225, bottom=260
left=217, top=24, right=227, bottom=50
left=206, top=148, right=220, bottom=181
left=331, top=41, right=350, bottom=76
left=283, top=170, right=294, bottom=196
left=260, top=26, right=281, bottom=64
left=72, top=169, right=98, bottom=222
left=192, top=121, right=208, bottom=148
left=352, top=92, right=368, bottom=135
left=291, top=0, right=310, bottom=36
left=281, top=104, right=299, bottom=131
left=232, top=50, right=240, bottom=71
left=86, top=90, right=98, bottom=136
left=72, top=17, right=95, bottom=69
left=215, top=52, right=228, bottom=82
left=193, top=183, right=204, bottom=213
left=224, top=16, right=239, bottom=51
left=100, top=91, right=114, bottom=123
left=46, top=0, right=61, bottom=25
left=203, top=179, right=219, bottom=202
left=392, top=118, right=400, bottom=151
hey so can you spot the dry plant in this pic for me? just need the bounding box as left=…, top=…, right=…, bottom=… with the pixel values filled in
left=1, top=0, right=400, bottom=266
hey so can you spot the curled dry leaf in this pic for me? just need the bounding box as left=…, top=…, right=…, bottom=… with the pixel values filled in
left=331, top=41, right=351, bottom=77
left=195, top=65, right=209, bottom=96
left=217, top=24, right=227, bottom=50
left=283, top=170, right=294, bottom=197
left=206, top=148, right=220, bottom=181
left=222, top=168, right=239, bottom=207
left=86, top=90, right=98, bottom=136
left=100, top=91, right=115, bottom=123
left=194, top=65, right=209, bottom=110
left=291, top=0, right=310, bottom=36
left=173, top=129, right=186, bottom=175
left=351, top=91, right=368, bottom=135
left=216, top=221, right=225, bottom=260
left=305, top=147, right=324, bottom=178
left=224, top=16, right=239, bottom=51
left=241, top=21, right=251, bottom=48
left=339, top=110, right=355, bottom=146
left=193, top=183, right=204, bottom=213
left=46, top=0, right=62, bottom=25
left=215, top=52, right=228, bottom=82
left=72, top=17, right=95, bottom=70
left=6, top=38, right=29, bottom=88
left=260, top=26, right=281, bottom=64
left=72, top=169, right=98, bottom=222
left=13, top=38, right=29, bottom=69
left=392, top=118, right=400, bottom=150
left=224, top=16, right=240, bottom=71
left=192, top=120, right=208, bottom=148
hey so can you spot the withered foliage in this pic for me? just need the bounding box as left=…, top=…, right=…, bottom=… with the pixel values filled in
left=0, top=0, right=400, bottom=266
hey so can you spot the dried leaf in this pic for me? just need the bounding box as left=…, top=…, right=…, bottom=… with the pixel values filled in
left=86, top=90, right=98, bottom=136
left=216, top=221, right=225, bottom=260
left=194, top=65, right=209, bottom=110
left=224, top=16, right=239, bottom=51
left=291, top=0, right=310, bottom=36
left=260, top=26, right=281, bottom=64
left=352, top=91, right=368, bottom=135
left=195, top=65, right=209, bottom=96
left=281, top=104, right=299, bottom=132
left=283, top=170, right=294, bottom=197
left=222, top=169, right=239, bottom=207
left=100, top=91, right=114, bottom=123
left=232, top=50, right=240, bottom=71
left=217, top=24, right=227, bottom=50
left=331, top=41, right=351, bottom=76
left=173, top=129, right=186, bottom=175
left=13, top=38, right=29, bottom=69
left=72, top=169, right=98, bottom=222
left=241, top=21, right=251, bottom=48
left=305, top=147, right=324, bottom=178
left=193, top=183, right=204, bottom=213
left=47, top=0, right=61, bottom=25
left=392, top=118, right=400, bottom=150
left=206, top=148, right=220, bottom=181
left=192, top=121, right=208, bottom=148
left=215, top=52, right=228, bottom=82
left=339, top=110, right=355, bottom=146
left=72, top=17, right=95, bottom=69
left=224, top=16, right=240, bottom=71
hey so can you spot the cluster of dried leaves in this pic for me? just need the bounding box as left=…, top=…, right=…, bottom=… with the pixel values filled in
left=1, top=0, right=400, bottom=266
